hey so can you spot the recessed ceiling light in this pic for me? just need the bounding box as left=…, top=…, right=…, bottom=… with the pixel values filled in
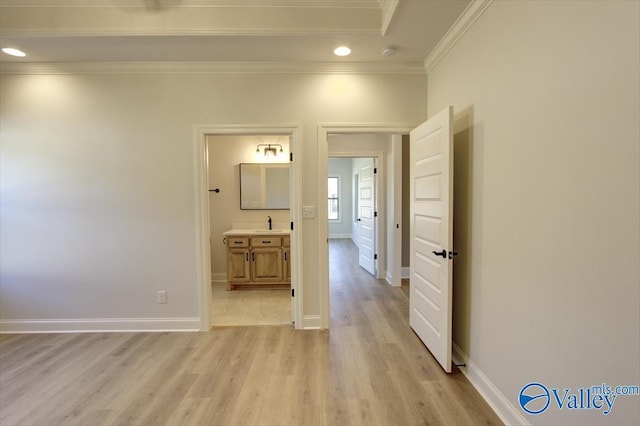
left=333, top=46, right=351, bottom=57
left=2, top=47, right=26, bottom=57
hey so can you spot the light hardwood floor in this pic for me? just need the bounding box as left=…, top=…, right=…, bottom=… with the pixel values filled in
left=0, top=239, right=502, bottom=426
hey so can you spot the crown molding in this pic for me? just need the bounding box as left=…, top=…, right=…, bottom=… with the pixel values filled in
left=0, top=61, right=427, bottom=75
left=423, top=0, right=493, bottom=73
left=0, top=0, right=379, bottom=9
left=0, top=28, right=379, bottom=38
left=380, top=0, right=399, bottom=36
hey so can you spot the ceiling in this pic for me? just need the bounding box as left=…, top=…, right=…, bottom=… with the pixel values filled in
left=0, top=0, right=471, bottom=69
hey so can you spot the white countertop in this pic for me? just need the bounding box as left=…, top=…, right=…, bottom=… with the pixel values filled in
left=223, top=229, right=290, bottom=236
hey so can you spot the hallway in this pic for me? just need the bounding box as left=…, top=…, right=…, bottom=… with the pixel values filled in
left=327, top=238, right=502, bottom=424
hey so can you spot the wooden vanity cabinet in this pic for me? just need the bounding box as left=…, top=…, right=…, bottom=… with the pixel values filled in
left=251, top=237, right=283, bottom=283
left=225, top=237, right=250, bottom=285
left=225, top=233, right=290, bottom=290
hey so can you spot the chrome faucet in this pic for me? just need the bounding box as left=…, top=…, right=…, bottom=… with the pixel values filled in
left=267, top=216, right=272, bottom=230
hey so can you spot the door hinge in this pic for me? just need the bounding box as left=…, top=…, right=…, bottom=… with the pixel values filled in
left=291, top=288, right=295, bottom=297
left=374, top=254, right=378, bottom=260
left=374, top=167, right=377, bottom=174
left=374, top=211, right=378, bottom=217
left=290, top=221, right=294, bottom=231
left=290, top=152, right=293, bottom=162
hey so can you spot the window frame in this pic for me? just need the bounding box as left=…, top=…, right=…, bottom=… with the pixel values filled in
left=328, top=175, right=340, bottom=222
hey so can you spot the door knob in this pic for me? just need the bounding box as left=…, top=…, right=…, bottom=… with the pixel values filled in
left=432, top=249, right=447, bottom=258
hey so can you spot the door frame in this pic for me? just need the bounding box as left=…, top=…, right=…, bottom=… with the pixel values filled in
left=194, top=124, right=303, bottom=331
left=318, top=123, right=416, bottom=329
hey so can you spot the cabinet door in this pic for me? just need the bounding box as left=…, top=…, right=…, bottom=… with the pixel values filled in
left=251, top=248, right=283, bottom=282
left=282, top=248, right=291, bottom=282
left=227, top=248, right=250, bottom=283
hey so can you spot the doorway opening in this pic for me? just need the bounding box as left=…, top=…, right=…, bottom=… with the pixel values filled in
left=328, top=156, right=378, bottom=277
left=194, top=124, right=303, bottom=331
left=207, top=134, right=292, bottom=327
left=320, top=130, right=412, bottom=329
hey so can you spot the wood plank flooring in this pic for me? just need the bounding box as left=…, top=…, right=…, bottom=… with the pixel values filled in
left=0, top=239, right=502, bottom=426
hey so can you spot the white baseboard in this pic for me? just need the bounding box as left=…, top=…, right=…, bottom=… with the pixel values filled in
left=452, top=343, right=529, bottom=426
left=211, top=272, right=226, bottom=283
left=0, top=317, right=201, bottom=333
left=385, top=271, right=401, bottom=287
left=329, top=234, right=352, bottom=239
left=303, top=315, right=321, bottom=329
left=401, top=266, right=410, bottom=279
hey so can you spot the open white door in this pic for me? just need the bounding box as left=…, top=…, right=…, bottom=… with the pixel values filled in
left=409, top=106, right=454, bottom=373
left=357, top=159, right=376, bottom=275
left=289, top=137, right=295, bottom=325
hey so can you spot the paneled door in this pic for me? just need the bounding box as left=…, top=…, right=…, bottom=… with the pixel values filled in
left=409, top=106, right=454, bottom=373
left=357, top=159, right=376, bottom=275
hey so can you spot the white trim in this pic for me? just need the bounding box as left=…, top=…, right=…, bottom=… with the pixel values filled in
left=0, top=317, right=200, bottom=333
left=194, top=126, right=212, bottom=332
left=318, top=123, right=416, bottom=330
left=329, top=234, right=352, bottom=239
left=0, top=28, right=379, bottom=38
left=380, top=0, right=399, bottom=36
left=211, top=272, right=227, bottom=283
left=303, top=315, right=321, bottom=329
left=401, top=266, right=410, bottom=279
left=0, top=61, right=426, bottom=76
left=452, top=343, right=530, bottom=426
left=194, top=124, right=303, bottom=331
left=423, top=0, right=494, bottom=73
left=351, top=236, right=360, bottom=248
left=388, top=134, right=403, bottom=287
left=0, top=0, right=380, bottom=9
left=385, top=271, right=400, bottom=287
left=327, top=174, right=342, bottom=222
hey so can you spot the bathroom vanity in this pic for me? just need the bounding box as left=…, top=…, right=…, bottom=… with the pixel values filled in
left=222, top=229, right=291, bottom=290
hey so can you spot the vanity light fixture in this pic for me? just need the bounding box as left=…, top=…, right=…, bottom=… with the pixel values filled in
left=2, top=47, right=26, bottom=57
left=256, top=143, right=284, bottom=158
left=333, top=46, right=351, bottom=57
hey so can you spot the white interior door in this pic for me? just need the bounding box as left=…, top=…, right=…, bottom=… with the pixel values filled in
left=357, top=159, right=376, bottom=275
left=289, top=138, right=295, bottom=324
left=409, top=106, right=454, bottom=373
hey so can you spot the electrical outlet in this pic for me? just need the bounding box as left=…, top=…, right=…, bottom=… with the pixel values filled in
left=157, top=290, right=167, bottom=304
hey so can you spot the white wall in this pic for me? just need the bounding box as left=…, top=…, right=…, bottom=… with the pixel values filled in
left=327, top=158, right=353, bottom=238
left=207, top=135, right=290, bottom=281
left=0, top=71, right=427, bottom=331
left=428, top=1, right=639, bottom=425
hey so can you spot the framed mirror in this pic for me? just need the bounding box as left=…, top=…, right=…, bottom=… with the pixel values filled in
left=239, top=163, right=290, bottom=210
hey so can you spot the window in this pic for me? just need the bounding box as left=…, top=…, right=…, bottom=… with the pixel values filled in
left=328, top=177, right=339, bottom=220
